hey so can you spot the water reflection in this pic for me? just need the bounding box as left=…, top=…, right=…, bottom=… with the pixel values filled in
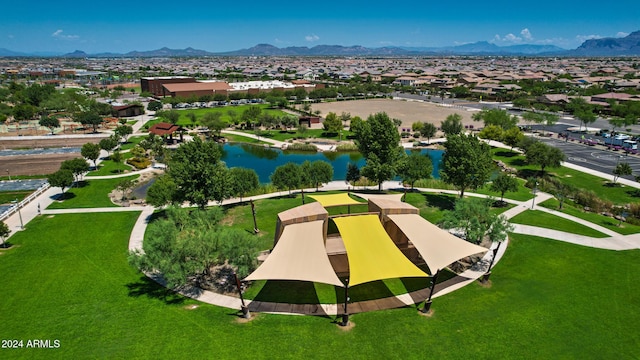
left=221, top=143, right=442, bottom=183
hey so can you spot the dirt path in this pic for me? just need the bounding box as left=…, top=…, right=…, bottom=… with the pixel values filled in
left=310, top=98, right=479, bottom=129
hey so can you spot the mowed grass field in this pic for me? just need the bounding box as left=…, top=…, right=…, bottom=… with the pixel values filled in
left=1, top=205, right=639, bottom=358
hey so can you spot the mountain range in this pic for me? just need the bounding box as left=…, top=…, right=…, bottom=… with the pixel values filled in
left=2, top=31, right=639, bottom=58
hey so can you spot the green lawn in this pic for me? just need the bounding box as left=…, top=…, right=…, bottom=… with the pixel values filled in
left=222, top=133, right=270, bottom=145
left=539, top=198, right=640, bottom=235
left=509, top=210, right=609, bottom=238
left=492, top=149, right=638, bottom=205
left=119, top=136, right=145, bottom=151
left=0, top=190, right=31, bottom=204
left=474, top=177, right=534, bottom=202
left=47, top=175, right=139, bottom=209
left=1, top=213, right=639, bottom=359
left=148, top=105, right=289, bottom=128
left=87, top=153, right=134, bottom=176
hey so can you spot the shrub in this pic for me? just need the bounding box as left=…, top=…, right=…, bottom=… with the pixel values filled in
left=127, top=157, right=151, bottom=169
left=285, top=143, right=317, bottom=152
left=334, top=143, right=359, bottom=152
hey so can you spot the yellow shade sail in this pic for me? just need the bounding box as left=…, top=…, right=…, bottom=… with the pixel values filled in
left=333, top=215, right=429, bottom=286
left=308, top=193, right=363, bottom=208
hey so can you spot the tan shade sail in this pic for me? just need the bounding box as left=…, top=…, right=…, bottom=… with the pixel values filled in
left=244, top=220, right=344, bottom=287
left=333, top=215, right=429, bottom=286
left=308, top=193, right=363, bottom=208
left=352, top=193, right=404, bottom=202
left=388, top=214, right=488, bottom=274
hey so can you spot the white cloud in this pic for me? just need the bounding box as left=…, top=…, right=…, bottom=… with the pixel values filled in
left=52, top=29, right=79, bottom=40
left=616, top=31, right=629, bottom=38
left=504, top=33, right=521, bottom=42
left=305, top=34, right=319, bottom=42
left=576, top=34, right=602, bottom=43
left=521, top=28, right=533, bottom=41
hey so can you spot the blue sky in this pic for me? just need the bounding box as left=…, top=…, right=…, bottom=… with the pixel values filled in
left=2, top=1, right=639, bottom=53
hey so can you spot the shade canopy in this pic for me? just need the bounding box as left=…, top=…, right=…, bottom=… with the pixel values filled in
left=352, top=193, right=404, bottom=202
left=308, top=193, right=363, bottom=208
left=388, top=214, right=488, bottom=274
left=333, top=215, right=429, bottom=286
left=244, top=220, right=344, bottom=287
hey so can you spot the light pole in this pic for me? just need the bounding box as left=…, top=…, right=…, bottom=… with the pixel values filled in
left=531, top=181, right=538, bottom=210
left=11, top=198, right=24, bottom=230
left=6, top=169, right=10, bottom=181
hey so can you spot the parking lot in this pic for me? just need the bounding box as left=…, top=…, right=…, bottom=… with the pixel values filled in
left=538, top=135, right=640, bottom=181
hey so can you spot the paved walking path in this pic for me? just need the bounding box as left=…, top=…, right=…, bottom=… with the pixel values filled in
left=4, top=136, right=640, bottom=316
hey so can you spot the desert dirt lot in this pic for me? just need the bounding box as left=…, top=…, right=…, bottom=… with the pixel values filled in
left=310, top=98, right=479, bottom=129
left=0, top=153, right=81, bottom=177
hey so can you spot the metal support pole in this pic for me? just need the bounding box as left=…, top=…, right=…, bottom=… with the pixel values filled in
left=482, top=241, right=502, bottom=282
left=250, top=199, right=259, bottom=234
left=531, top=182, right=538, bottom=210
left=421, top=270, right=439, bottom=313
left=340, top=281, right=349, bottom=326
left=234, top=272, right=250, bottom=319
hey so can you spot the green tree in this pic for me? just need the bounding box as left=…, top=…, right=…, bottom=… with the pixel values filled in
left=441, top=113, right=463, bottom=136
left=340, top=112, right=351, bottom=129
left=398, top=152, right=433, bottom=189
left=39, top=116, right=60, bottom=135
left=99, top=136, right=119, bottom=155
left=353, top=112, right=403, bottom=190
left=242, top=105, right=262, bottom=129
left=81, top=142, right=101, bottom=169
left=12, top=104, right=37, bottom=120
left=441, top=134, right=493, bottom=198
left=114, top=125, right=133, bottom=143
left=440, top=197, right=513, bottom=244
left=490, top=172, right=519, bottom=203
left=478, top=124, right=504, bottom=141
left=229, top=167, right=259, bottom=202
left=116, top=178, right=136, bottom=201
left=147, top=101, right=162, bottom=111
left=613, top=162, right=633, bottom=184
left=502, top=127, right=525, bottom=149
left=146, top=175, right=177, bottom=207
left=411, top=122, right=424, bottom=133
left=271, top=162, right=301, bottom=195
left=322, top=112, right=343, bottom=134
left=111, top=150, right=124, bottom=173
left=301, top=160, right=334, bottom=191
left=75, top=112, right=103, bottom=133
left=541, top=113, right=559, bottom=135
left=608, top=116, right=635, bottom=135
left=346, top=162, right=360, bottom=188
left=568, top=98, right=596, bottom=131
left=169, top=136, right=231, bottom=208
left=48, top=169, right=74, bottom=198
left=421, top=122, right=437, bottom=144
left=60, top=158, right=89, bottom=184
left=472, top=108, right=518, bottom=130
left=0, top=221, right=9, bottom=248
left=525, top=142, right=565, bottom=176
left=157, top=110, right=180, bottom=125
left=201, top=112, right=226, bottom=137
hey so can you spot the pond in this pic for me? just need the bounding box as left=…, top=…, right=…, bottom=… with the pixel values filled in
left=221, top=143, right=443, bottom=183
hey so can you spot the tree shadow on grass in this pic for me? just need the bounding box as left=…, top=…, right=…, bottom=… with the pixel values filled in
left=494, top=150, right=519, bottom=158
left=50, top=192, right=76, bottom=201
left=252, top=280, right=321, bottom=304
left=626, top=188, right=640, bottom=198
left=126, top=275, right=190, bottom=305
left=421, top=193, right=456, bottom=211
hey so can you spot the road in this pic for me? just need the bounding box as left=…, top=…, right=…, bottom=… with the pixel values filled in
left=392, top=92, right=640, bottom=135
